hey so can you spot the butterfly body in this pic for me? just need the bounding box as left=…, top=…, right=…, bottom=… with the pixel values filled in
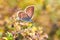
left=21, top=17, right=32, bottom=22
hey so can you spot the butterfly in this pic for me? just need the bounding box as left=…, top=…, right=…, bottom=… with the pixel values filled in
left=17, top=5, right=34, bottom=22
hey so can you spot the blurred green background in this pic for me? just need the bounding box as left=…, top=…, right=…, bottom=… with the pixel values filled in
left=0, top=0, right=60, bottom=40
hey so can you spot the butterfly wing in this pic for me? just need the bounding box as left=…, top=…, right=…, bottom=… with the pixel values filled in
left=18, top=12, right=26, bottom=19
left=25, top=6, right=34, bottom=18
left=17, top=12, right=32, bottom=22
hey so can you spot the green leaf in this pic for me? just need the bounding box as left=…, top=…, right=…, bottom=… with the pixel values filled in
left=16, top=33, right=23, bottom=40
left=56, top=29, right=60, bottom=37
left=0, top=33, right=2, bottom=38
left=6, top=32, right=14, bottom=40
